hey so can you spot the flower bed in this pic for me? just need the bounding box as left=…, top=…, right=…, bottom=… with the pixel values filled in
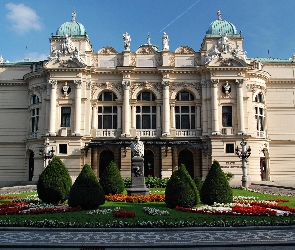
left=0, top=200, right=80, bottom=215
left=105, top=194, right=165, bottom=203
left=113, top=210, right=135, bottom=218
left=176, top=196, right=295, bottom=217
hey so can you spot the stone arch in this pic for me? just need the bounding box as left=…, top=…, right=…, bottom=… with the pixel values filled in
left=131, top=84, right=161, bottom=100
left=92, top=82, right=122, bottom=101
left=171, top=86, right=201, bottom=100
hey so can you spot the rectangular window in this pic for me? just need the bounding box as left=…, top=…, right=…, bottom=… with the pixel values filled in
left=61, top=107, right=71, bottom=127
left=59, top=144, right=67, bottom=154
left=30, top=108, right=39, bottom=132
left=222, top=106, right=232, bottom=127
left=225, top=143, right=235, bottom=153
left=98, top=106, right=117, bottom=129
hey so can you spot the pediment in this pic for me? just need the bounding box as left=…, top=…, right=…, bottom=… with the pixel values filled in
left=136, top=46, right=159, bottom=55
left=175, top=46, right=195, bottom=54
left=208, top=57, right=247, bottom=67
left=97, top=46, right=118, bottom=55
left=44, top=57, right=86, bottom=69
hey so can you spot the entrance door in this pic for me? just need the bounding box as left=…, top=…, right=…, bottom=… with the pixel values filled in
left=29, top=151, right=34, bottom=181
left=99, top=150, right=114, bottom=177
left=260, top=157, right=267, bottom=181
left=144, top=150, right=154, bottom=177
left=178, top=149, right=194, bottom=178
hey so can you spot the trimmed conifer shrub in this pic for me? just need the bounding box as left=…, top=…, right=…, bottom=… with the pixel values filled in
left=68, top=164, right=105, bottom=210
left=194, top=177, right=204, bottom=193
left=200, top=160, right=233, bottom=205
left=37, top=156, right=72, bottom=205
left=100, top=161, right=124, bottom=195
left=165, top=164, right=200, bottom=208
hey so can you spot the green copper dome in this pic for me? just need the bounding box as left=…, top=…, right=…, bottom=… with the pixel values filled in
left=206, top=10, right=238, bottom=37
left=55, top=11, right=87, bottom=37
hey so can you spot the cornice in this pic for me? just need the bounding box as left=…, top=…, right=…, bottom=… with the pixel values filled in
left=246, top=70, right=270, bottom=80
left=268, top=79, right=295, bottom=84
left=0, top=80, right=26, bottom=86
left=23, top=72, right=48, bottom=81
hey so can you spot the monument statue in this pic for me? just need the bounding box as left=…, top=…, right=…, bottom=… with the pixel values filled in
left=162, top=32, right=169, bottom=51
left=123, top=32, right=131, bottom=51
left=128, top=135, right=149, bottom=196
left=130, top=136, right=144, bottom=157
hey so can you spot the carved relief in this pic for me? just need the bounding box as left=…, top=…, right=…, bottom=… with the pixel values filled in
left=169, top=82, right=202, bottom=99
left=175, top=46, right=195, bottom=54
left=168, top=55, right=175, bottom=66
left=136, top=47, right=157, bottom=55
left=97, top=46, right=118, bottom=54
left=130, top=56, right=136, bottom=66
left=130, top=82, right=162, bottom=99
left=219, top=58, right=234, bottom=67
left=91, top=82, right=122, bottom=100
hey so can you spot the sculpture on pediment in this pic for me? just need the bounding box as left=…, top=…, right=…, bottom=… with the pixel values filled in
left=123, top=32, right=131, bottom=51
left=62, top=34, right=75, bottom=54
left=289, top=53, right=295, bottom=62
left=205, top=45, right=220, bottom=64
left=175, top=46, right=195, bottom=54
left=71, top=47, right=85, bottom=64
left=162, top=32, right=169, bottom=51
left=218, top=33, right=232, bottom=54
left=0, top=55, right=3, bottom=64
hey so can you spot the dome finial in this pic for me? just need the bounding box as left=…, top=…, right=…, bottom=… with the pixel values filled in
left=147, top=32, right=151, bottom=45
left=71, top=11, right=76, bottom=22
left=217, top=10, right=222, bottom=21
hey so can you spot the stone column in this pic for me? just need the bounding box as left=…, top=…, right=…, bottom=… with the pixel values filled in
left=92, top=103, right=98, bottom=129
left=74, top=80, right=82, bottom=136
left=117, top=105, right=122, bottom=129
left=211, top=79, right=220, bottom=135
left=162, top=81, right=170, bottom=136
left=196, top=104, right=201, bottom=129
left=131, top=104, right=136, bottom=129
left=171, top=104, right=175, bottom=129
left=48, top=79, right=57, bottom=136
left=236, top=79, right=246, bottom=135
left=122, top=80, right=131, bottom=136
left=201, top=80, right=208, bottom=136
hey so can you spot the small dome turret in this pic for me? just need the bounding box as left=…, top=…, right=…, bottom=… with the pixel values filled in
left=206, top=10, right=238, bottom=37
left=55, top=11, right=87, bottom=38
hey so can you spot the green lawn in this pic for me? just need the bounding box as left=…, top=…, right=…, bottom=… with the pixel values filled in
left=0, top=188, right=295, bottom=228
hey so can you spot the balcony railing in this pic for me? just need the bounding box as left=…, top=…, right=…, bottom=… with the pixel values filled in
left=175, top=129, right=200, bottom=137
left=27, top=132, right=38, bottom=139
left=96, top=129, right=117, bottom=137
left=257, top=131, right=266, bottom=138
left=136, top=129, right=157, bottom=137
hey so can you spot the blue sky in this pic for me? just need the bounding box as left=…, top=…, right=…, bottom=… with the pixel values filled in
left=0, top=0, right=294, bottom=62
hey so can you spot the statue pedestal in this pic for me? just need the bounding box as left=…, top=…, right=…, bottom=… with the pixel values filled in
left=127, top=156, right=149, bottom=196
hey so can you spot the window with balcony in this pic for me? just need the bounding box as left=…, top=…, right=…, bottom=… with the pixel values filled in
left=97, top=92, right=118, bottom=129
left=136, top=106, right=156, bottom=129
left=222, top=106, right=232, bottom=127
left=61, top=107, right=71, bottom=127
left=175, top=91, right=195, bottom=130
left=98, top=106, right=117, bottom=129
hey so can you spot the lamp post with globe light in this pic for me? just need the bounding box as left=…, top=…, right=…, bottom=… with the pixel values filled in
left=39, top=138, right=55, bottom=168
left=235, top=138, right=251, bottom=188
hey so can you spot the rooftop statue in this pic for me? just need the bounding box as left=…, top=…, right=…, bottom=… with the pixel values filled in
left=123, top=32, right=131, bottom=51
left=130, top=136, right=144, bottom=158
left=162, top=32, right=169, bottom=51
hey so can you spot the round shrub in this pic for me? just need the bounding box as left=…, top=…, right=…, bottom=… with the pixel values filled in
left=68, top=164, right=105, bottom=210
left=200, top=160, right=233, bottom=205
left=100, top=161, right=124, bottom=195
left=165, top=164, right=200, bottom=208
left=37, top=156, right=72, bottom=205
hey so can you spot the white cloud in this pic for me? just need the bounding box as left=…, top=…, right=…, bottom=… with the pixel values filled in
left=25, top=52, right=48, bottom=61
left=6, top=3, right=41, bottom=34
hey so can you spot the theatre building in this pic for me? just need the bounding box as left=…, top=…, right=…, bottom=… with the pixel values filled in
left=0, top=10, right=294, bottom=186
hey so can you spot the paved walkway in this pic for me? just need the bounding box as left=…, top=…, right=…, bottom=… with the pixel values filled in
left=0, top=226, right=295, bottom=249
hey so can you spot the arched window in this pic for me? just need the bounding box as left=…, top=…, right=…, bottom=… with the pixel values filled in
left=98, top=92, right=117, bottom=129
left=175, top=91, right=195, bottom=129
left=136, top=92, right=156, bottom=129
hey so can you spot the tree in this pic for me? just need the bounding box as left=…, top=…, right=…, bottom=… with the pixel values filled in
left=68, top=164, right=105, bottom=210
left=200, top=160, right=233, bottom=205
left=37, top=156, right=72, bottom=205
left=165, top=164, right=200, bottom=208
left=100, top=161, right=124, bottom=195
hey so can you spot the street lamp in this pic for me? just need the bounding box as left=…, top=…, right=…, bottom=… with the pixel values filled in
left=39, top=138, right=55, bottom=168
left=235, top=138, right=251, bottom=188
